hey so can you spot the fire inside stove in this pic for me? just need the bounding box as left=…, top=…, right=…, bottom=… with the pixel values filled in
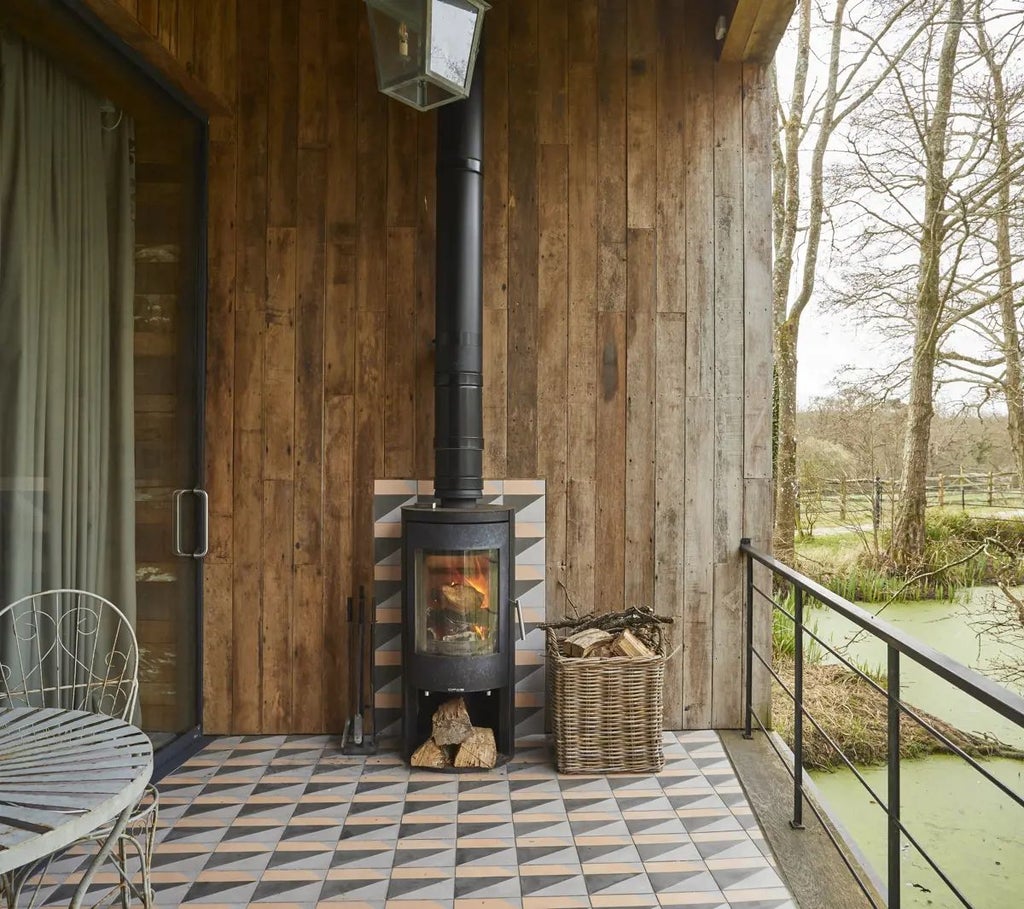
left=414, top=549, right=499, bottom=657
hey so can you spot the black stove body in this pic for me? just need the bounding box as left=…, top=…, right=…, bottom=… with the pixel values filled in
left=401, top=504, right=515, bottom=760
left=399, top=40, right=517, bottom=762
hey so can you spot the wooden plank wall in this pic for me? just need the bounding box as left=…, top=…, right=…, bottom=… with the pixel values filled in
left=110, top=0, right=774, bottom=733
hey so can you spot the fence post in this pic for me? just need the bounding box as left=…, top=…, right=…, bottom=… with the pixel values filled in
left=839, top=477, right=847, bottom=521
left=938, top=473, right=944, bottom=508
left=960, top=467, right=966, bottom=510
left=873, top=476, right=882, bottom=533
left=989, top=471, right=994, bottom=507
left=887, top=646, right=902, bottom=909
left=791, top=587, right=805, bottom=830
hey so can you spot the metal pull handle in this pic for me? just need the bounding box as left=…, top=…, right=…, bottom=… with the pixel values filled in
left=172, top=489, right=187, bottom=557
left=515, top=600, right=526, bottom=641
left=194, top=489, right=209, bottom=559
left=172, top=488, right=209, bottom=559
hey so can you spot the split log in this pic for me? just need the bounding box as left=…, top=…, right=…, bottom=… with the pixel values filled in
left=411, top=738, right=452, bottom=769
left=611, top=628, right=655, bottom=658
left=440, top=582, right=484, bottom=615
left=564, top=628, right=613, bottom=657
left=432, top=697, right=473, bottom=745
left=453, top=726, right=497, bottom=768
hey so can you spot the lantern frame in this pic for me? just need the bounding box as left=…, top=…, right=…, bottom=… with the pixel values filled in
left=364, top=0, right=490, bottom=112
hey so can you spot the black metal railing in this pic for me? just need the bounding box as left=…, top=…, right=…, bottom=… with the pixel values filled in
left=740, top=539, right=1024, bottom=909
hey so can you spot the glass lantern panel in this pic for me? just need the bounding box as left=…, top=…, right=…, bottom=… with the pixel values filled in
left=427, top=0, right=479, bottom=89
left=415, top=548, right=499, bottom=657
left=367, top=1, right=427, bottom=91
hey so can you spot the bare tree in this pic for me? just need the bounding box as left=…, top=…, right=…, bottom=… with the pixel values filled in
left=973, top=2, right=1024, bottom=486
left=773, top=0, right=922, bottom=562
left=888, top=0, right=966, bottom=568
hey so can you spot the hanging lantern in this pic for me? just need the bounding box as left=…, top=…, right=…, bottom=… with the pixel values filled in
left=364, top=0, right=489, bottom=111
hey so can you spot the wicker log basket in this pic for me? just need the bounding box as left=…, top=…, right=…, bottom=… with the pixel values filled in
left=544, top=606, right=673, bottom=774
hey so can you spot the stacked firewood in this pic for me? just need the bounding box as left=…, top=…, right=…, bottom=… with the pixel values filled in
left=561, top=627, right=655, bottom=658
left=410, top=697, right=497, bottom=769
left=544, top=604, right=672, bottom=658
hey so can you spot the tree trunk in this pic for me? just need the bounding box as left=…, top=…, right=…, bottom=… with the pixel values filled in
left=975, top=4, right=1024, bottom=489
left=774, top=319, right=799, bottom=564
left=891, top=335, right=936, bottom=567
left=889, top=0, right=964, bottom=569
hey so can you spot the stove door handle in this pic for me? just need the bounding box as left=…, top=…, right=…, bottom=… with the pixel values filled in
left=515, top=599, right=526, bottom=641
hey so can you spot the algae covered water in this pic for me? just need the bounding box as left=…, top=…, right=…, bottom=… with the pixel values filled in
left=808, top=588, right=1024, bottom=908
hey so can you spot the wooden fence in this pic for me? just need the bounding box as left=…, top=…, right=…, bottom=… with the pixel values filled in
left=796, top=471, right=1024, bottom=534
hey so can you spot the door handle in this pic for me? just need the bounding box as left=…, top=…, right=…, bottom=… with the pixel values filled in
left=172, top=488, right=209, bottom=559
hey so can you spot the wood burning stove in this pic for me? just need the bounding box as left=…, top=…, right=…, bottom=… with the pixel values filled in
left=399, top=40, right=517, bottom=765
left=401, top=505, right=516, bottom=760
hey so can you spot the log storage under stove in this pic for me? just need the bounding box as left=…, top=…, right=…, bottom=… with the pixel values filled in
left=400, top=39, right=517, bottom=766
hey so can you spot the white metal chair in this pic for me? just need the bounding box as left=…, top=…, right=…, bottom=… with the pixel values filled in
left=0, top=589, right=158, bottom=908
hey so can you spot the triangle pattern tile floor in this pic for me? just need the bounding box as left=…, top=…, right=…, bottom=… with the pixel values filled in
left=18, top=732, right=796, bottom=908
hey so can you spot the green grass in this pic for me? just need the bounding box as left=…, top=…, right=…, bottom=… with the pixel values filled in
left=794, top=511, right=1024, bottom=603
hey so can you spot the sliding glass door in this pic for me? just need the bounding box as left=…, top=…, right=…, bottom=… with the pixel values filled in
left=0, top=7, right=205, bottom=751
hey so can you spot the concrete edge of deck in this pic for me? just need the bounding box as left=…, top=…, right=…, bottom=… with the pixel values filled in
left=721, top=729, right=885, bottom=909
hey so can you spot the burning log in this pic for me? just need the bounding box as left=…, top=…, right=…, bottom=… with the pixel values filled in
left=440, top=582, right=484, bottom=615
left=453, top=726, right=497, bottom=768
left=431, top=697, right=473, bottom=746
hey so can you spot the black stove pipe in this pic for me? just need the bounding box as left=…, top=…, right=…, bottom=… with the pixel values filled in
left=433, top=49, right=484, bottom=506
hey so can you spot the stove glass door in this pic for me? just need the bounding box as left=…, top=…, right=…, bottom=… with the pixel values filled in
left=415, top=548, right=499, bottom=656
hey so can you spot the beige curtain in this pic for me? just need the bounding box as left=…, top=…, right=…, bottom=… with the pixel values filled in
left=0, top=32, right=137, bottom=626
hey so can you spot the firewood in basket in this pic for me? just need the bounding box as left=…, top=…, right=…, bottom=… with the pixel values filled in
left=431, top=697, right=473, bottom=745
left=410, top=738, right=452, bottom=768
left=564, top=627, right=613, bottom=657
left=440, top=582, right=484, bottom=615
left=611, top=628, right=655, bottom=658
left=453, top=726, right=497, bottom=768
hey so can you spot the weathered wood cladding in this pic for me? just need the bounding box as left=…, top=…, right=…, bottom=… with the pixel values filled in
left=104, top=0, right=774, bottom=733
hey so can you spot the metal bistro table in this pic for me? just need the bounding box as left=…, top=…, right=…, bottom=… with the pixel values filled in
left=0, top=708, right=152, bottom=908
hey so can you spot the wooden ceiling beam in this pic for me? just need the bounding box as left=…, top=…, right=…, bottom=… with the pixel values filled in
left=719, top=0, right=796, bottom=63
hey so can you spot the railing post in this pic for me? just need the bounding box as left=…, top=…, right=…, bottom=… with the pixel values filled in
left=791, top=586, right=805, bottom=829
left=743, top=541, right=754, bottom=739
left=887, top=645, right=901, bottom=909
left=938, top=473, right=944, bottom=508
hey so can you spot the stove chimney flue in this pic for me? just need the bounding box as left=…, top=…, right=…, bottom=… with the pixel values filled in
left=433, top=45, right=484, bottom=507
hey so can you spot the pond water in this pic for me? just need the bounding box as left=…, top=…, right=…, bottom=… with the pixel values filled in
left=808, top=588, right=1024, bottom=908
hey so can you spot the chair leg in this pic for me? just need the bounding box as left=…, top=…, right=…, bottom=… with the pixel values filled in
left=117, top=837, right=130, bottom=909
left=142, top=791, right=158, bottom=908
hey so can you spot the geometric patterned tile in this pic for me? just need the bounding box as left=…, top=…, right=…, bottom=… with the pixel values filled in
left=147, top=730, right=794, bottom=909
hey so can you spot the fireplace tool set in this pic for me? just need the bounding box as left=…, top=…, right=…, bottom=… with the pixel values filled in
left=342, top=585, right=377, bottom=755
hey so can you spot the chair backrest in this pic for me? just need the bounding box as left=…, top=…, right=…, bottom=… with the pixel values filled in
left=0, top=589, right=139, bottom=720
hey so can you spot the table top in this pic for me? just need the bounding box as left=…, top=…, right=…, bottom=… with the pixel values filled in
left=0, top=708, right=153, bottom=874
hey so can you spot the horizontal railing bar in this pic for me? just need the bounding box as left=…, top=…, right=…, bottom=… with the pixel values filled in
left=774, top=603, right=1024, bottom=804
left=894, top=698, right=1024, bottom=809
left=747, top=709, right=885, bottom=909
left=741, top=541, right=1024, bottom=728
left=799, top=625, right=892, bottom=697
left=753, top=648, right=892, bottom=811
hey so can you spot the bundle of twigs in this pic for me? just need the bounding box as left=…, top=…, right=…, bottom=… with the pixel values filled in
left=541, top=605, right=673, bottom=655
